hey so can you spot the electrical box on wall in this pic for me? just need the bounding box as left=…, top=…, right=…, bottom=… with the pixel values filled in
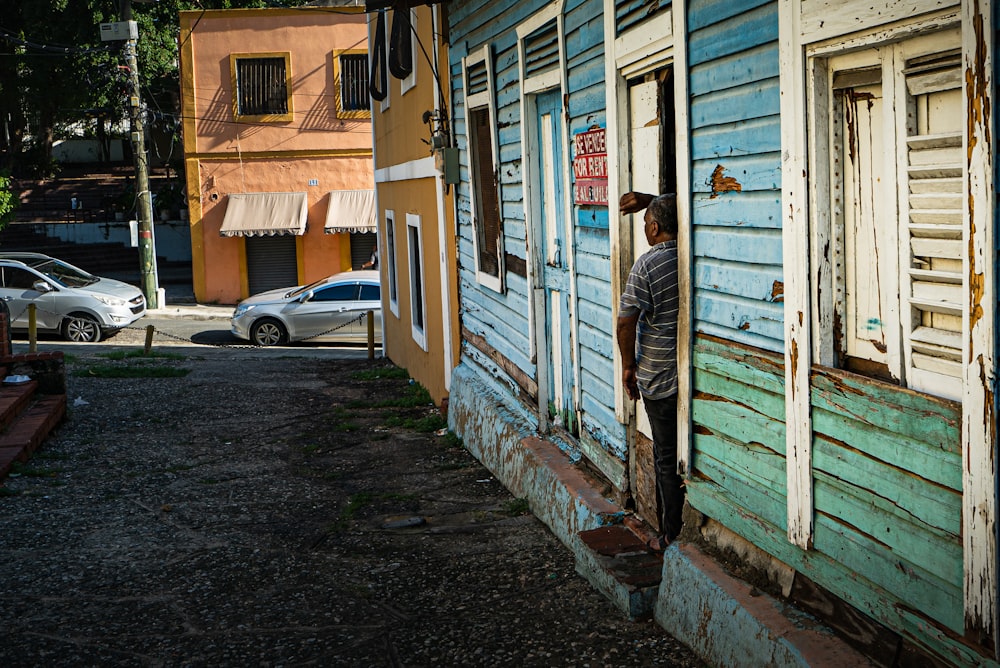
left=437, top=147, right=459, bottom=185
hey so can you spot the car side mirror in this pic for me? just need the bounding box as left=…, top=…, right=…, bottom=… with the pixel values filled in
left=299, top=290, right=314, bottom=303
left=32, top=280, right=52, bottom=293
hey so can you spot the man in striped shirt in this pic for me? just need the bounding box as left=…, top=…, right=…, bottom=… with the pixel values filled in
left=616, top=193, right=682, bottom=551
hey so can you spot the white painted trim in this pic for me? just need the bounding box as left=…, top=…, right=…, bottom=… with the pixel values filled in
left=515, top=0, right=563, bottom=38
left=407, top=212, right=428, bottom=351
left=800, top=0, right=959, bottom=45
left=604, top=0, right=629, bottom=425
left=431, top=4, right=453, bottom=392
left=523, top=69, right=562, bottom=94
left=961, top=0, right=996, bottom=645
left=673, top=0, right=694, bottom=480
left=614, top=9, right=673, bottom=77
left=374, top=156, right=438, bottom=183
left=779, top=0, right=814, bottom=550
left=805, top=8, right=960, bottom=56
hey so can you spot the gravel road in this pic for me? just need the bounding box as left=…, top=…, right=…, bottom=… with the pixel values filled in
left=0, top=344, right=702, bottom=666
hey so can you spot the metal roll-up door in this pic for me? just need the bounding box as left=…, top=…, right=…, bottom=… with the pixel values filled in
left=350, top=232, right=377, bottom=269
left=246, top=235, right=298, bottom=295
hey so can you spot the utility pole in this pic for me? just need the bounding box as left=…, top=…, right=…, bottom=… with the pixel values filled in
left=116, top=0, right=159, bottom=309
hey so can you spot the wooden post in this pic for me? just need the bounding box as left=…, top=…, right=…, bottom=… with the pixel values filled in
left=27, top=304, right=36, bottom=353
left=144, top=325, right=155, bottom=354
left=367, top=310, right=375, bottom=360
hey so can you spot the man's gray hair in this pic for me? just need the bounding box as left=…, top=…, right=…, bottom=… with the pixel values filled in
left=648, top=194, right=678, bottom=235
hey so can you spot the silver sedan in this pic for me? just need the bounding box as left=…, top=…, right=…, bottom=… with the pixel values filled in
left=231, top=270, right=382, bottom=346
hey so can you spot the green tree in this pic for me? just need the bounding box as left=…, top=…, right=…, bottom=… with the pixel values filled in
left=0, top=0, right=312, bottom=175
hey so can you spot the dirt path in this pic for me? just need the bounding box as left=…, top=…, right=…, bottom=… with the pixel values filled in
left=0, top=349, right=701, bottom=666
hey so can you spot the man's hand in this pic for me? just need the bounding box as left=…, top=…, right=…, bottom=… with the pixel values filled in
left=622, top=364, right=640, bottom=401
left=619, top=191, right=654, bottom=215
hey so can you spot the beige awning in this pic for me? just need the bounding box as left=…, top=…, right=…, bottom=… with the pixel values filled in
left=219, top=192, right=308, bottom=237
left=324, top=189, right=376, bottom=234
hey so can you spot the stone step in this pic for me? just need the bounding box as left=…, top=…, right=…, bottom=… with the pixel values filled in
left=576, top=524, right=664, bottom=620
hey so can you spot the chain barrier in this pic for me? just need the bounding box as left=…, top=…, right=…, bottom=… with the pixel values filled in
left=7, top=300, right=374, bottom=350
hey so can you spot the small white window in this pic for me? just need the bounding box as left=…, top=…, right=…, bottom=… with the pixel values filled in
left=385, top=210, right=399, bottom=317
left=812, top=29, right=963, bottom=401
left=406, top=213, right=427, bottom=350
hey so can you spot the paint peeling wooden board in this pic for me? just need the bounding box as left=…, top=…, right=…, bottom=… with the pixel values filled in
left=687, top=0, right=772, bottom=32
left=814, top=472, right=962, bottom=583
left=813, top=435, right=961, bottom=536
left=694, top=444, right=789, bottom=530
left=694, top=334, right=786, bottom=392
left=689, top=42, right=780, bottom=95
left=694, top=293, right=784, bottom=342
left=693, top=394, right=787, bottom=454
left=688, top=482, right=972, bottom=655
left=692, top=191, right=782, bottom=227
left=576, top=207, right=610, bottom=229
left=695, top=433, right=787, bottom=499
left=576, top=225, right=610, bottom=253
left=694, top=369, right=786, bottom=425
left=696, top=319, right=785, bottom=353
left=691, top=154, right=782, bottom=192
left=811, top=407, right=962, bottom=491
left=813, top=510, right=964, bottom=633
left=576, top=275, right=611, bottom=306
left=690, top=116, right=782, bottom=159
left=689, top=79, right=781, bottom=129
left=580, top=377, right=618, bottom=426
left=695, top=259, right=784, bottom=302
left=577, top=300, right=612, bottom=338
left=809, top=368, right=960, bottom=454
left=461, top=302, right=532, bottom=360
left=688, top=2, right=778, bottom=66
left=578, top=331, right=614, bottom=373
left=692, top=225, right=782, bottom=263
left=799, top=0, right=959, bottom=45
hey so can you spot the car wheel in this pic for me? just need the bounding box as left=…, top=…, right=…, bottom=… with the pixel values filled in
left=62, top=313, right=102, bottom=343
left=250, top=318, right=287, bottom=346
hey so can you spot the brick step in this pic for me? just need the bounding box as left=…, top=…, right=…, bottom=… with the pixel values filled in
left=576, top=523, right=664, bottom=620
left=0, top=380, right=40, bottom=433
left=0, top=394, right=67, bottom=479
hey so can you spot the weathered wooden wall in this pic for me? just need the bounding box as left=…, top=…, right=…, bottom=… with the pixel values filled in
left=687, top=0, right=784, bottom=351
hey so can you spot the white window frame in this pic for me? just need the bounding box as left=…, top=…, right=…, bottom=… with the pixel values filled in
left=781, top=0, right=996, bottom=641
left=400, top=8, right=417, bottom=95
left=385, top=209, right=399, bottom=317
left=462, top=44, right=504, bottom=293
left=406, top=213, right=427, bottom=351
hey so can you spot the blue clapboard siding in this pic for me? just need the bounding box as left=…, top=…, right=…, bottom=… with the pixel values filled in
left=687, top=0, right=783, bottom=352
left=689, top=335, right=965, bottom=645
left=615, top=0, right=671, bottom=36
left=450, top=0, right=621, bottom=469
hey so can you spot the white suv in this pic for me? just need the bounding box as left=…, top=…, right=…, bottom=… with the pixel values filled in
left=0, top=253, right=146, bottom=342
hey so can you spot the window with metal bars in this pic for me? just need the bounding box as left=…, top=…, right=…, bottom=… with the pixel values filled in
left=235, top=57, right=288, bottom=116
left=340, top=53, right=369, bottom=112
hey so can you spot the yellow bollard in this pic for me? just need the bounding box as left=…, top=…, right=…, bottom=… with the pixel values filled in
left=144, top=324, right=155, bottom=354
left=27, top=303, right=36, bottom=353
left=367, top=310, right=375, bottom=360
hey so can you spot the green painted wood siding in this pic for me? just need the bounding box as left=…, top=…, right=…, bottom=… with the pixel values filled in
left=690, top=335, right=965, bottom=658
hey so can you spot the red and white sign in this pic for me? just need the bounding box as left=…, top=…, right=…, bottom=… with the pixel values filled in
left=573, top=128, right=608, bottom=206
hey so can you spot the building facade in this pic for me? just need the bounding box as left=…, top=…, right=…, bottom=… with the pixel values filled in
left=368, top=4, right=459, bottom=406
left=179, top=6, right=375, bottom=304
left=444, top=0, right=998, bottom=664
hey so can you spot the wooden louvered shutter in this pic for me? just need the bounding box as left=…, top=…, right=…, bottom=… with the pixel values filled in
left=902, top=50, right=963, bottom=398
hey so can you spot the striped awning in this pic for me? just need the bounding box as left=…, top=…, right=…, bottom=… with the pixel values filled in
left=219, top=192, right=308, bottom=237
left=324, top=189, right=377, bottom=234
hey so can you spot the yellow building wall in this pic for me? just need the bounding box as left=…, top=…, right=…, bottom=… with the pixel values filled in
left=180, top=9, right=373, bottom=304
left=370, top=6, right=458, bottom=406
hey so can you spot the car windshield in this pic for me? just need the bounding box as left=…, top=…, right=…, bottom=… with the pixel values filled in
left=32, top=259, right=99, bottom=288
left=286, top=276, right=332, bottom=299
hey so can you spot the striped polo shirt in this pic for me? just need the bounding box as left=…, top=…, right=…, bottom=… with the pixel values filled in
left=619, top=239, right=678, bottom=400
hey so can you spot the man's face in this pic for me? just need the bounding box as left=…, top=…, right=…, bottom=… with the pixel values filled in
left=643, top=208, right=657, bottom=246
